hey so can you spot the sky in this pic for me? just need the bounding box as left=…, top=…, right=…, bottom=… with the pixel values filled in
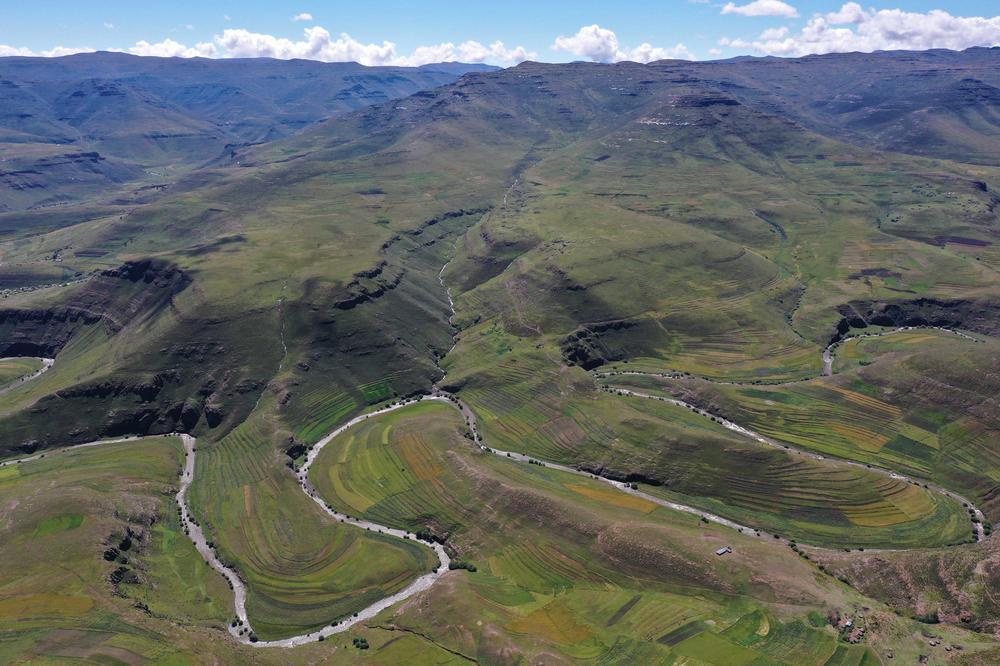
left=2, top=1, right=999, bottom=65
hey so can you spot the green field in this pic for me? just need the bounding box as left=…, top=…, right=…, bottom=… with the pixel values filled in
left=602, top=331, right=1000, bottom=522
left=186, top=401, right=439, bottom=640
left=0, top=438, right=242, bottom=663
left=0, top=53, right=998, bottom=662
left=308, top=400, right=892, bottom=663
left=436, top=321, right=971, bottom=548
left=0, top=358, right=43, bottom=391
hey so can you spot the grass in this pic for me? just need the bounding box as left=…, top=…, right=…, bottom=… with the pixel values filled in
left=0, top=437, right=242, bottom=664
left=306, top=400, right=900, bottom=663
left=606, top=331, right=1000, bottom=521
left=0, top=357, right=43, bottom=390
left=440, top=322, right=971, bottom=547
left=186, top=397, right=439, bottom=641
left=0, top=58, right=999, bottom=662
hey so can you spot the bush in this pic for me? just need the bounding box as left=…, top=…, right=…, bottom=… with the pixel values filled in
left=449, top=560, right=477, bottom=572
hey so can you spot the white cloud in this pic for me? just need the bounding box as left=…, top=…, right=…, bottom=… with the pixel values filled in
left=0, top=44, right=95, bottom=57
left=211, top=27, right=534, bottom=66
left=759, top=26, right=789, bottom=40
left=184, top=24, right=195, bottom=31
left=718, top=37, right=752, bottom=49
left=292, top=13, right=313, bottom=22
left=826, top=2, right=866, bottom=24
left=722, top=1, right=799, bottom=18
left=128, top=38, right=216, bottom=58
left=223, top=15, right=231, bottom=22
left=0, top=28, right=533, bottom=66
left=738, top=3, right=1000, bottom=56
left=402, top=40, right=534, bottom=66
left=709, top=47, right=723, bottom=56
left=215, top=27, right=397, bottom=63
left=628, top=42, right=695, bottom=62
left=551, top=24, right=694, bottom=63
left=104, top=22, right=114, bottom=30
left=552, top=24, right=621, bottom=62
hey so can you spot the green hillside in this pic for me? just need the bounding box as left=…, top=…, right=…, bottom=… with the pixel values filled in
left=1, top=50, right=999, bottom=663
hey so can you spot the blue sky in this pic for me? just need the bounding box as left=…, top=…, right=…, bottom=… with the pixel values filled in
left=3, top=1, right=999, bottom=64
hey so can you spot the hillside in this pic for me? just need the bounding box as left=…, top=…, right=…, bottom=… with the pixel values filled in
left=0, top=52, right=495, bottom=210
left=1, top=48, right=999, bottom=664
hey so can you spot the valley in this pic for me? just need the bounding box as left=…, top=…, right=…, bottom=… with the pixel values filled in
left=1, top=46, right=999, bottom=664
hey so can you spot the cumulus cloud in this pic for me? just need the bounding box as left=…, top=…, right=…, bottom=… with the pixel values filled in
left=722, top=0, right=799, bottom=18
left=292, top=13, right=313, bottom=22
left=402, top=40, right=533, bottom=66
left=759, top=26, right=789, bottom=40
left=551, top=24, right=694, bottom=63
left=104, top=22, right=114, bottom=30
left=552, top=24, right=621, bottom=62
left=215, top=27, right=393, bottom=62
left=62, top=27, right=535, bottom=66
left=0, top=44, right=95, bottom=57
left=128, top=38, right=216, bottom=58
left=728, top=3, right=1000, bottom=56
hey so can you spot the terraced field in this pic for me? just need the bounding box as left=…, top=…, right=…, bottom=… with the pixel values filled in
left=0, top=437, right=246, bottom=663
left=185, top=404, right=439, bottom=641
left=440, top=321, right=974, bottom=547
left=308, top=400, right=892, bottom=663
left=601, top=330, right=1000, bottom=523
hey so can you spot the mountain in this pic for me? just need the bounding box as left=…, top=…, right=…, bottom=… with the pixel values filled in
left=688, top=47, right=1000, bottom=165
left=0, top=52, right=497, bottom=210
left=1, top=48, right=1000, bottom=664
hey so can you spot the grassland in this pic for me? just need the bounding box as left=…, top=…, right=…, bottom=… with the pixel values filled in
left=308, top=401, right=872, bottom=663
left=0, top=425, right=506, bottom=663
left=0, top=357, right=42, bottom=389
left=440, top=318, right=971, bottom=548
left=0, top=437, right=241, bottom=663
left=185, top=394, right=440, bottom=640
left=307, top=400, right=997, bottom=663
left=0, top=56, right=997, bottom=661
left=605, top=332, right=1000, bottom=521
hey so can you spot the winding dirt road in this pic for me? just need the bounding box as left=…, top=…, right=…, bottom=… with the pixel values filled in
left=0, top=262, right=990, bottom=647
left=822, top=326, right=980, bottom=376
left=594, top=386, right=985, bottom=543
left=1, top=374, right=988, bottom=647
left=0, top=356, right=54, bottom=397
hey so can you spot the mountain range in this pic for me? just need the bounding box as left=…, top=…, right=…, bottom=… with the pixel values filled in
left=0, top=48, right=999, bottom=665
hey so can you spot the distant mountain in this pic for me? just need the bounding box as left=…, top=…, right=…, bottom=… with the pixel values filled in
left=0, top=52, right=498, bottom=210
left=684, top=47, right=1000, bottom=165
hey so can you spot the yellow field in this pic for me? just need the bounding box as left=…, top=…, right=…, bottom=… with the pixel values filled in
left=564, top=483, right=659, bottom=513
left=0, top=593, right=94, bottom=618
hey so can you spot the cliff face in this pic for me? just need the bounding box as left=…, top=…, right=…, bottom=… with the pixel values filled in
left=0, top=258, right=251, bottom=455
left=0, top=259, right=190, bottom=357
left=832, top=298, right=1000, bottom=344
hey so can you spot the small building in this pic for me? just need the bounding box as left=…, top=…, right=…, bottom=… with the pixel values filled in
left=715, top=546, right=732, bottom=556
